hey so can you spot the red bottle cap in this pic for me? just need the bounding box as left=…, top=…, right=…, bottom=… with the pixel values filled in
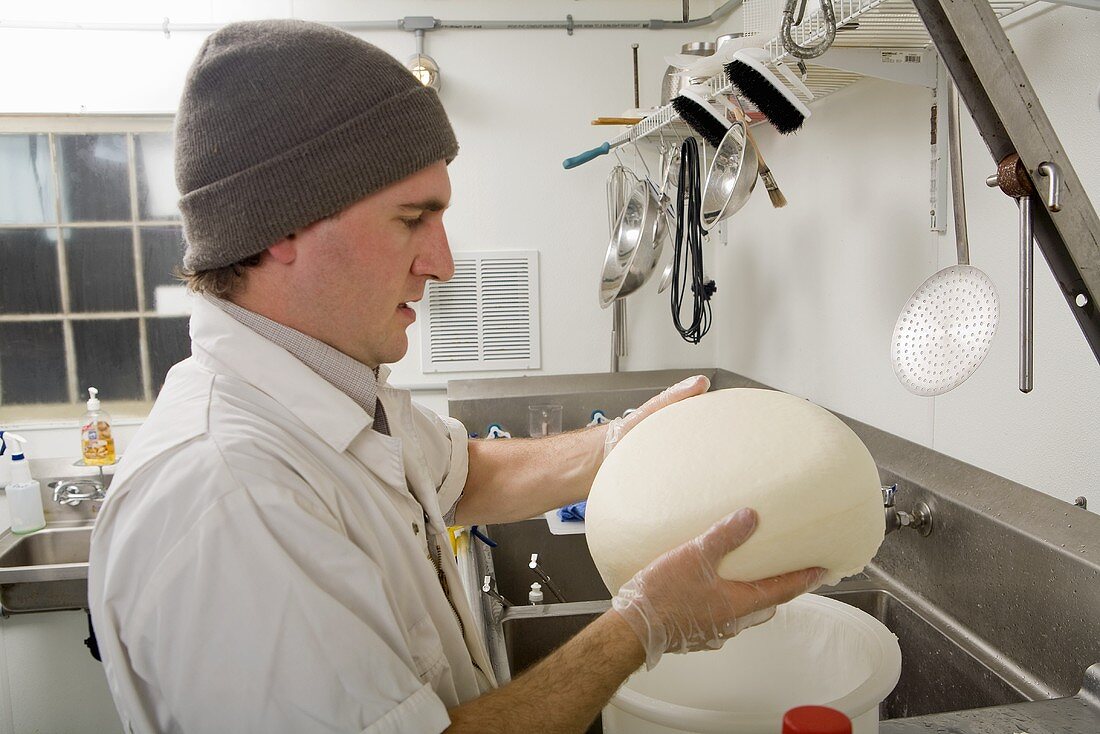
left=782, top=705, right=852, bottom=734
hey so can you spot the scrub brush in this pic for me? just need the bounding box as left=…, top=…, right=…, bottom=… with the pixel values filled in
left=725, top=48, right=811, bottom=135
left=670, top=85, right=730, bottom=149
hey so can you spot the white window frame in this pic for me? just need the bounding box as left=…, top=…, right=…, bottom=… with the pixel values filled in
left=0, top=115, right=182, bottom=419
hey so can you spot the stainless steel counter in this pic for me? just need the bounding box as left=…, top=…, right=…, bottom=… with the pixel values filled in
left=449, top=368, right=1100, bottom=732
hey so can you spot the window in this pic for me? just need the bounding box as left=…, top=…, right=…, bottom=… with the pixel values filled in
left=0, top=117, right=189, bottom=420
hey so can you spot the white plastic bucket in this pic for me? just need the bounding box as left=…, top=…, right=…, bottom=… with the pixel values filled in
left=603, top=594, right=901, bottom=734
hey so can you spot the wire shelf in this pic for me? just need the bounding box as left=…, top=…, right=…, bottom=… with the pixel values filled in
left=608, top=0, right=1034, bottom=147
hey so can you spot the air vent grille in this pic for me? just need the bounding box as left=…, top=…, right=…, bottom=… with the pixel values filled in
left=421, top=251, right=540, bottom=372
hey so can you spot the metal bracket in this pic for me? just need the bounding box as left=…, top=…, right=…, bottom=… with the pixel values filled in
left=566, top=14, right=574, bottom=36
left=914, top=0, right=1100, bottom=366
left=401, top=16, right=437, bottom=32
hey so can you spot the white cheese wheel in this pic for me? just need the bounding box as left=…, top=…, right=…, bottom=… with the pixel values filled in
left=586, top=388, right=884, bottom=593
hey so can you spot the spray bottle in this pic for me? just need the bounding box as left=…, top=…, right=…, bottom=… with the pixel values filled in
left=1, top=432, right=46, bottom=535
left=0, top=432, right=11, bottom=488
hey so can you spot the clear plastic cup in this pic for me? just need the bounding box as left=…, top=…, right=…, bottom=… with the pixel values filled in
left=528, top=404, right=563, bottom=437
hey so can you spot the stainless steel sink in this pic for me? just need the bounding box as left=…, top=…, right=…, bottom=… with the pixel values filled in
left=821, top=587, right=1027, bottom=718
left=0, top=523, right=94, bottom=614
left=0, top=475, right=104, bottom=615
left=486, top=581, right=1028, bottom=722
left=0, top=525, right=92, bottom=569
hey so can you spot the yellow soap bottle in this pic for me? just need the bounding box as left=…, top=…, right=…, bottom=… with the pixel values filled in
left=80, top=387, right=116, bottom=466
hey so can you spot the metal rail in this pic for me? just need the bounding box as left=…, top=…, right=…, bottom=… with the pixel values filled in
left=913, top=0, right=1100, bottom=365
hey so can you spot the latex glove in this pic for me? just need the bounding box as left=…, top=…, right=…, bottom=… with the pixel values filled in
left=604, top=375, right=710, bottom=458
left=612, top=508, right=826, bottom=670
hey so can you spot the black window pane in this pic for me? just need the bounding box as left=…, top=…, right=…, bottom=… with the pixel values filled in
left=0, top=134, right=56, bottom=224
left=135, top=133, right=180, bottom=221
left=57, top=134, right=130, bottom=222
left=65, top=227, right=137, bottom=312
left=0, top=228, right=61, bottom=314
left=140, top=226, right=186, bottom=311
left=147, top=317, right=190, bottom=392
left=0, top=321, right=68, bottom=405
left=72, top=319, right=143, bottom=400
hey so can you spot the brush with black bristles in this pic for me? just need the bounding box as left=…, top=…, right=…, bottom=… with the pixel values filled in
left=725, top=48, right=811, bottom=135
left=670, top=85, right=731, bottom=150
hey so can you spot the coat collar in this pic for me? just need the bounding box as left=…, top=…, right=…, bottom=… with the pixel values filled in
left=189, top=295, right=375, bottom=453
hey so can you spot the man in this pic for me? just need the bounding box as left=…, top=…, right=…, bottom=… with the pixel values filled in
left=88, top=19, right=823, bottom=733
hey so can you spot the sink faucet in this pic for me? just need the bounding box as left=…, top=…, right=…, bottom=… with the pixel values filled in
left=882, top=484, right=933, bottom=536
left=528, top=554, right=567, bottom=603
left=482, top=575, right=513, bottom=609
left=51, top=479, right=106, bottom=507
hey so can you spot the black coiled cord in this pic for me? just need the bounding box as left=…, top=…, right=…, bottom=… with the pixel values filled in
left=670, top=137, right=716, bottom=344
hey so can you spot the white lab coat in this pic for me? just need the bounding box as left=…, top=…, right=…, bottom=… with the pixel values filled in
left=89, top=296, right=494, bottom=734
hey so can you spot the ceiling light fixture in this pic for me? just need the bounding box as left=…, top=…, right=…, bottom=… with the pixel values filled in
left=406, top=28, right=441, bottom=91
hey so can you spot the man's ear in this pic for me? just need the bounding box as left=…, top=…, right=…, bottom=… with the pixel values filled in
left=267, top=233, right=298, bottom=264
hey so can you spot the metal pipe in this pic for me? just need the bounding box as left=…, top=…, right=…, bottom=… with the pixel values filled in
left=632, top=43, right=640, bottom=109
left=1019, top=196, right=1034, bottom=393
left=0, top=1, right=745, bottom=34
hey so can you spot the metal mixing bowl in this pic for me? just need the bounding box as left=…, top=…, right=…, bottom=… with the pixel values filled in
left=701, top=121, right=759, bottom=228
left=599, top=178, right=668, bottom=308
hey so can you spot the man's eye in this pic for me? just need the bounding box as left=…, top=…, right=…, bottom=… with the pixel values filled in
left=402, top=217, right=423, bottom=229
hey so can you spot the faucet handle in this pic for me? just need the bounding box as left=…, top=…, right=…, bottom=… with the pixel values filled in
left=881, top=484, right=897, bottom=508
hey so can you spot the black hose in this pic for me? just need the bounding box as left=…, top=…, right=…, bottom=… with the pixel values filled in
left=670, top=137, right=716, bottom=344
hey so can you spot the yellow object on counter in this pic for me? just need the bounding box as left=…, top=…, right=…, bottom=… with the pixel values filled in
left=80, top=387, right=116, bottom=466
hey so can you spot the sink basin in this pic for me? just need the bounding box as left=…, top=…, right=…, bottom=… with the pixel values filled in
left=0, top=524, right=95, bottom=614
left=491, top=587, right=1028, bottom=723
left=0, top=473, right=106, bottom=614
left=0, top=525, right=92, bottom=569
left=821, top=588, right=1027, bottom=718
left=475, top=519, right=1034, bottom=721
left=501, top=603, right=606, bottom=676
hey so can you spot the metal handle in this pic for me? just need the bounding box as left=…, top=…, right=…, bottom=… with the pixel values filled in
left=881, top=484, right=897, bottom=508
left=563, top=141, right=611, bottom=170
left=1019, top=196, right=1034, bottom=393
left=947, top=83, right=970, bottom=266
left=1037, top=161, right=1062, bottom=212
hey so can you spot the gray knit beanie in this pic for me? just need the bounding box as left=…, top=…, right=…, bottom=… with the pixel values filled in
left=176, top=19, right=458, bottom=271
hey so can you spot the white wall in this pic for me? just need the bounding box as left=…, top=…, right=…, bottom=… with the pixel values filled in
left=715, top=3, right=1100, bottom=507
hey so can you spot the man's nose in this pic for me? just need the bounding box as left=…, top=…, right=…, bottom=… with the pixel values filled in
left=414, top=222, right=455, bottom=282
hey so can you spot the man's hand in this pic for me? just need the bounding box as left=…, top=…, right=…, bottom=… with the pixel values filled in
left=604, top=374, right=710, bottom=457
left=612, top=507, right=825, bottom=670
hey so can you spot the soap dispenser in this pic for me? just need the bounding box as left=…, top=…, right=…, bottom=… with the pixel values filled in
left=81, top=387, right=116, bottom=466
left=2, top=432, right=46, bottom=535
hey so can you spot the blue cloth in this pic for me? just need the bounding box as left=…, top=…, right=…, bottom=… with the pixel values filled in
left=558, top=501, right=587, bottom=522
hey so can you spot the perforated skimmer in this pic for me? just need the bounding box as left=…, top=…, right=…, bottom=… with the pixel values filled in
left=891, top=85, right=999, bottom=397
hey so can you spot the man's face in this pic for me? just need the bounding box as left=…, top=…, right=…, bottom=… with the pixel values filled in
left=284, top=161, right=454, bottom=367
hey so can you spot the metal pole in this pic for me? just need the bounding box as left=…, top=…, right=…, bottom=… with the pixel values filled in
left=1019, top=197, right=1034, bottom=393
